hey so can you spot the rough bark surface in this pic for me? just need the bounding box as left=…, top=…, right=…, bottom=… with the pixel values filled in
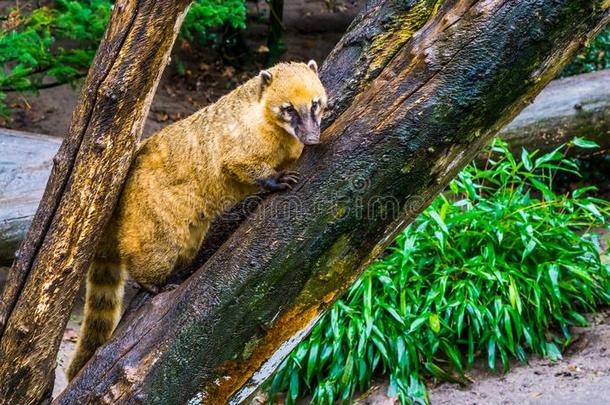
left=0, top=0, right=191, bottom=403
left=3, top=67, right=609, bottom=266
left=56, top=1, right=610, bottom=404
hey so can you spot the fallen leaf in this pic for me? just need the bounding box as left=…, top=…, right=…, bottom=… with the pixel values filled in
left=222, top=66, right=236, bottom=79
left=63, top=329, right=78, bottom=343
left=155, top=112, right=169, bottom=122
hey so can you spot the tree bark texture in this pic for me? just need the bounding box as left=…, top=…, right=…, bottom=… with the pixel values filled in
left=56, top=1, right=610, bottom=404
left=3, top=66, right=609, bottom=266
left=0, top=0, right=191, bottom=403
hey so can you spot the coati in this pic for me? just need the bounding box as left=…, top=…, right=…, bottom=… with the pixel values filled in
left=66, top=60, right=327, bottom=380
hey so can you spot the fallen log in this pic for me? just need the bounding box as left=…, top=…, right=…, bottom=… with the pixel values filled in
left=501, top=68, right=610, bottom=156
left=2, top=67, right=610, bottom=266
left=0, top=129, right=61, bottom=266
left=54, top=0, right=610, bottom=403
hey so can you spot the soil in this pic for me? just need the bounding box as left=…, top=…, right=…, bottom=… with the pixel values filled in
left=2, top=1, right=610, bottom=403
left=429, top=310, right=610, bottom=405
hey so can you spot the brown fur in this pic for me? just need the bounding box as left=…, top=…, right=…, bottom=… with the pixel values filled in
left=66, top=62, right=327, bottom=380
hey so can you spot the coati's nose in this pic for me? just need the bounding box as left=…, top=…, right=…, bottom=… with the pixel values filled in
left=296, top=110, right=321, bottom=145
left=301, top=126, right=320, bottom=145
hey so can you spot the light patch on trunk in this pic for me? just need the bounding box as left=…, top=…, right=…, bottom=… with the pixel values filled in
left=227, top=313, right=323, bottom=404
left=434, top=144, right=466, bottom=180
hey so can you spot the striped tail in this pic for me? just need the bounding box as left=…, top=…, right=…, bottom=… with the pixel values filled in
left=66, top=259, right=124, bottom=381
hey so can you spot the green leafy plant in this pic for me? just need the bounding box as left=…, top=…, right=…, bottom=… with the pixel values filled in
left=181, top=0, right=246, bottom=44
left=268, top=138, right=610, bottom=404
left=0, top=1, right=110, bottom=89
left=0, top=1, right=109, bottom=117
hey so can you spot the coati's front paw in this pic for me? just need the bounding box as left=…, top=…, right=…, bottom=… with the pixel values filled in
left=259, top=171, right=300, bottom=191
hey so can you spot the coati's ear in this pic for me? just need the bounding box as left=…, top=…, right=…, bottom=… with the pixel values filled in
left=259, top=70, right=273, bottom=88
left=259, top=70, right=273, bottom=100
left=307, top=60, right=318, bottom=74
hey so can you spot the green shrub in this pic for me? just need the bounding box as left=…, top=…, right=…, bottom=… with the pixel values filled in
left=0, top=1, right=110, bottom=116
left=181, top=0, right=246, bottom=44
left=268, top=139, right=610, bottom=404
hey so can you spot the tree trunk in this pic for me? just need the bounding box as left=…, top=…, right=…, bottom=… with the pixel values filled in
left=265, top=0, right=286, bottom=66
left=56, top=1, right=610, bottom=404
left=0, top=0, right=191, bottom=403
left=3, top=66, right=609, bottom=266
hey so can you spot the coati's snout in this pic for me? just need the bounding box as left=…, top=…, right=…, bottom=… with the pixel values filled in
left=286, top=101, right=322, bottom=145
left=261, top=59, right=327, bottom=146
left=296, top=118, right=320, bottom=145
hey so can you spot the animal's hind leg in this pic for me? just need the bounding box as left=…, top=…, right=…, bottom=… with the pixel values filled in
left=126, top=250, right=180, bottom=289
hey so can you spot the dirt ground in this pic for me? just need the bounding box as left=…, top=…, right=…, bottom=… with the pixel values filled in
left=429, top=311, right=610, bottom=405
left=3, top=0, right=610, bottom=403
left=353, top=310, right=610, bottom=405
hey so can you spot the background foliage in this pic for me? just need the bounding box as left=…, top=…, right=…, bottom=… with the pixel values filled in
left=561, top=27, right=610, bottom=77
left=0, top=0, right=246, bottom=117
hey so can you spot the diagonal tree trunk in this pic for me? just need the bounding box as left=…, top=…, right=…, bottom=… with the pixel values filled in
left=56, top=0, right=610, bottom=404
left=3, top=68, right=610, bottom=267
left=0, top=0, right=192, bottom=403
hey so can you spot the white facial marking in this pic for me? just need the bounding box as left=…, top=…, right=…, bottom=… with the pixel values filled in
left=281, top=122, right=298, bottom=139
left=279, top=103, right=294, bottom=122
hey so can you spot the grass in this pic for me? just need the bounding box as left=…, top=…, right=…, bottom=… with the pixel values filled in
left=268, top=138, right=610, bottom=404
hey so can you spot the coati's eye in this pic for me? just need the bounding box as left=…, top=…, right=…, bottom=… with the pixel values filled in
left=282, top=104, right=296, bottom=114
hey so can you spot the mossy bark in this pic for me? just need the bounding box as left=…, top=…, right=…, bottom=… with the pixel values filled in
left=0, top=0, right=191, bottom=403
left=56, top=1, right=610, bottom=404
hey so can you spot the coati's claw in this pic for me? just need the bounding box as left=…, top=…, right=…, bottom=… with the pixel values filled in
left=138, top=283, right=160, bottom=295
left=279, top=170, right=300, bottom=186
left=259, top=171, right=300, bottom=191
left=162, top=283, right=180, bottom=292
